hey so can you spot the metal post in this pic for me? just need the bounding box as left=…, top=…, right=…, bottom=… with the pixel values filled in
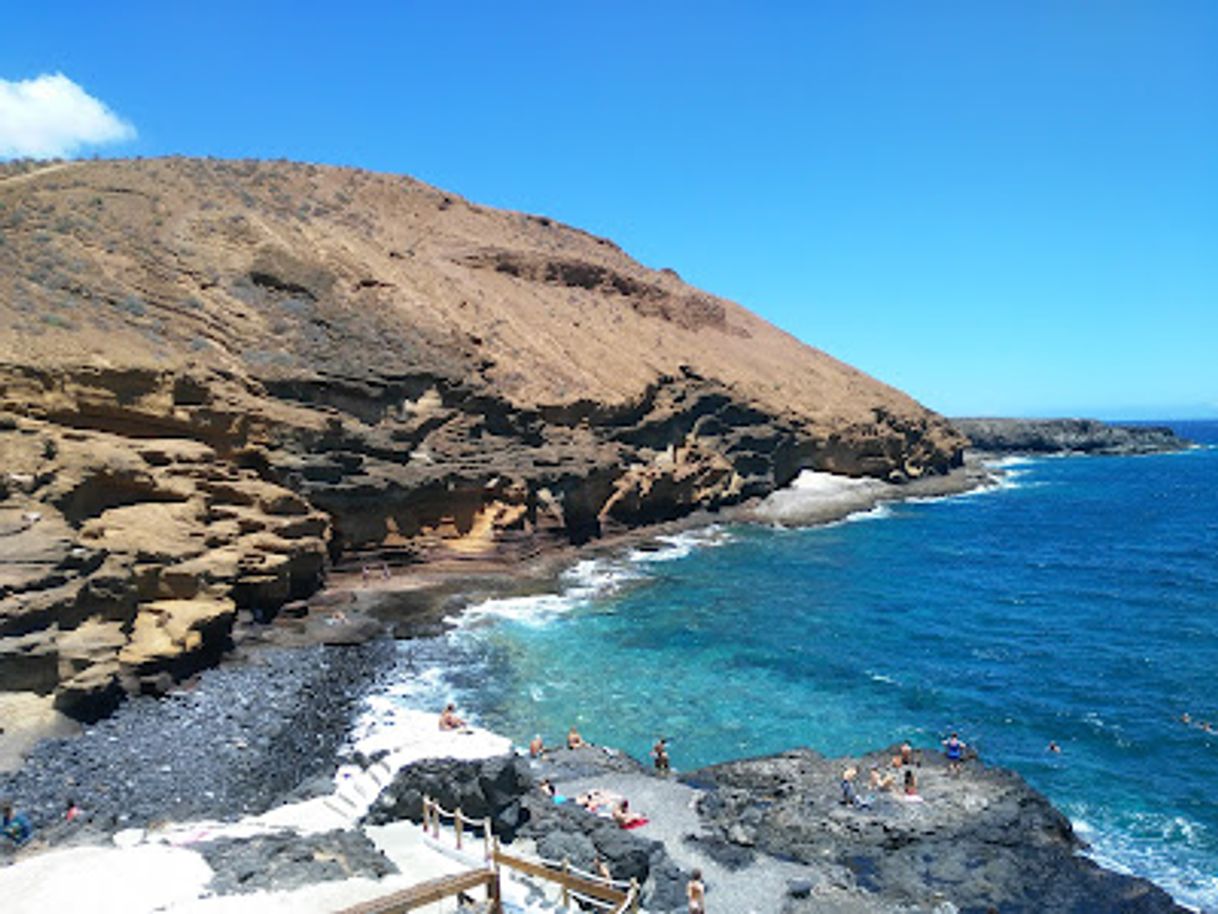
left=421, top=796, right=430, bottom=833
left=629, top=877, right=640, bottom=913
left=455, top=807, right=463, bottom=850
left=483, top=817, right=493, bottom=860
left=561, top=858, right=571, bottom=909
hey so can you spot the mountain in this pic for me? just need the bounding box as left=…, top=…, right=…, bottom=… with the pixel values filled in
left=0, top=157, right=963, bottom=717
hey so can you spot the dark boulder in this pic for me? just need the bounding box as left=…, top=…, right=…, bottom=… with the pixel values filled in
left=199, top=829, right=395, bottom=895
left=363, top=753, right=533, bottom=840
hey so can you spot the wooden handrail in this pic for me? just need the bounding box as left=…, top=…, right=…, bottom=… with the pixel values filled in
left=423, top=797, right=638, bottom=910
left=492, top=848, right=628, bottom=905
left=336, top=867, right=498, bottom=914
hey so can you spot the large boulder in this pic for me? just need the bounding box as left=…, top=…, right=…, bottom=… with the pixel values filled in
left=364, top=754, right=534, bottom=840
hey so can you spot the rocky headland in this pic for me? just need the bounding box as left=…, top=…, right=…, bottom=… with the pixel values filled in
left=1, top=156, right=964, bottom=719
left=953, top=418, right=1189, bottom=456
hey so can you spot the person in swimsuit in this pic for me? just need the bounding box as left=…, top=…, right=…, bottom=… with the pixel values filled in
left=652, top=737, right=671, bottom=773
left=529, top=734, right=545, bottom=757
left=612, top=798, right=646, bottom=828
left=869, top=765, right=895, bottom=791
left=438, top=703, right=467, bottom=731
left=687, top=868, right=706, bottom=913
left=943, top=732, right=966, bottom=775
left=567, top=726, right=586, bottom=749
left=900, top=741, right=914, bottom=765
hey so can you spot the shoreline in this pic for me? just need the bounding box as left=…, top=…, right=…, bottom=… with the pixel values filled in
left=0, top=668, right=1192, bottom=913
left=7, top=455, right=1202, bottom=908
left=293, top=457, right=996, bottom=643
left=0, top=460, right=995, bottom=778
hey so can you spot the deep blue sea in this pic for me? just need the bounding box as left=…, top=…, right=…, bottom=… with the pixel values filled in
left=387, top=420, right=1218, bottom=909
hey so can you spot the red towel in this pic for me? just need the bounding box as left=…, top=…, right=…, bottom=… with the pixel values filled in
left=621, top=817, right=649, bottom=830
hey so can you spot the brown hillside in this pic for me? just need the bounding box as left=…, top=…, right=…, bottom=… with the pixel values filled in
left=0, top=157, right=963, bottom=716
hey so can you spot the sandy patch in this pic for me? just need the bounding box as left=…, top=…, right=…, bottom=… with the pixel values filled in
left=0, top=692, right=78, bottom=773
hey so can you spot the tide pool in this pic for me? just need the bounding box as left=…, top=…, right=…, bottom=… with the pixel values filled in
left=388, top=421, right=1218, bottom=910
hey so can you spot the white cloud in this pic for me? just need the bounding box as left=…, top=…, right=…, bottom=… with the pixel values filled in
left=0, top=73, right=136, bottom=159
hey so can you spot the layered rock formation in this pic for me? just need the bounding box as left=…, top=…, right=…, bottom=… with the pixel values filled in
left=0, top=157, right=964, bottom=716
left=954, top=418, right=1188, bottom=455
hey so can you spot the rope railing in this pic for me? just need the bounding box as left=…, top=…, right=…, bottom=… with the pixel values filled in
left=422, top=796, right=641, bottom=913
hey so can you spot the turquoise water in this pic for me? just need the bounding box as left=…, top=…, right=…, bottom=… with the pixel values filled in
left=396, top=422, right=1218, bottom=909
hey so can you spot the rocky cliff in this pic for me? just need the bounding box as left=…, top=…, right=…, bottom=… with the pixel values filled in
left=954, top=418, right=1188, bottom=455
left=0, top=157, right=964, bottom=717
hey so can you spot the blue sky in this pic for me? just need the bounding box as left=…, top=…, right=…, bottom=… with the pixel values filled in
left=2, top=2, right=1215, bottom=418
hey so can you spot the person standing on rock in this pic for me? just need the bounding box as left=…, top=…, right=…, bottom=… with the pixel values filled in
left=652, top=737, right=670, bottom=773
left=943, top=732, right=967, bottom=775
left=687, top=868, right=706, bottom=913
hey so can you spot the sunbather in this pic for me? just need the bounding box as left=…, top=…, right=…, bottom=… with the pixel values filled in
left=439, top=703, right=467, bottom=731
left=612, top=798, right=648, bottom=829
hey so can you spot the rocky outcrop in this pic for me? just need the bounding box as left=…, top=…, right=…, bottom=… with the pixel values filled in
left=364, top=753, right=534, bottom=840
left=954, top=418, right=1189, bottom=456
left=198, top=830, right=396, bottom=896
left=0, top=158, right=965, bottom=712
left=689, top=748, right=1187, bottom=913
left=1, top=410, right=330, bottom=718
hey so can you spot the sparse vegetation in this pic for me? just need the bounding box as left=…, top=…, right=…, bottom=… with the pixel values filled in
left=116, top=294, right=147, bottom=317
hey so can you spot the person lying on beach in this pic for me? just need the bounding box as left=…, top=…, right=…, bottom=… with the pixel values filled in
left=611, top=798, right=648, bottom=829
left=566, top=726, right=587, bottom=749
left=438, top=703, right=468, bottom=731
left=537, top=778, right=568, bottom=804
left=575, top=788, right=621, bottom=813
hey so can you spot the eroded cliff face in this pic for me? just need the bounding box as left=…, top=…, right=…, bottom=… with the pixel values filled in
left=0, top=158, right=964, bottom=717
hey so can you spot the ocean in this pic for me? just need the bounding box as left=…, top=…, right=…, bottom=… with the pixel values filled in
left=377, top=420, right=1218, bottom=910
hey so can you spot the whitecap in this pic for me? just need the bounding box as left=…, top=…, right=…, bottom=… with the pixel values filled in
left=629, top=525, right=733, bottom=563
left=1068, top=807, right=1217, bottom=911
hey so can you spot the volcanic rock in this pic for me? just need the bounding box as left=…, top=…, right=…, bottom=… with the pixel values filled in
left=953, top=418, right=1189, bottom=455
left=687, top=747, right=1188, bottom=913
